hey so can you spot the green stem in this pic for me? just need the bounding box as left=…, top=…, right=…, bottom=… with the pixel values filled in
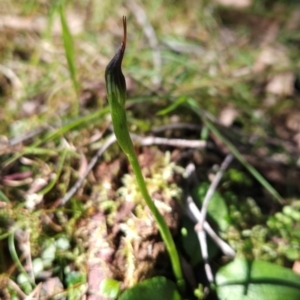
left=127, top=151, right=185, bottom=291
left=8, top=230, right=35, bottom=288
left=110, top=98, right=185, bottom=291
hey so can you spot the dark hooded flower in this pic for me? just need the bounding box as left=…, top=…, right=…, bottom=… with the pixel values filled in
left=105, top=16, right=127, bottom=106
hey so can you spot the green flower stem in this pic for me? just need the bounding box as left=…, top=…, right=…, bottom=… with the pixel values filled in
left=105, top=17, right=185, bottom=292
left=127, top=144, right=185, bottom=291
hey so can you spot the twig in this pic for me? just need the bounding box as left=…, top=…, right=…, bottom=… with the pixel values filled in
left=131, top=133, right=208, bottom=149
left=186, top=195, right=235, bottom=257
left=197, top=154, right=233, bottom=283
left=198, top=154, right=233, bottom=227
left=59, top=134, right=116, bottom=206
left=202, top=221, right=235, bottom=258
left=196, top=225, right=214, bottom=283
left=185, top=159, right=235, bottom=284
left=8, top=277, right=28, bottom=299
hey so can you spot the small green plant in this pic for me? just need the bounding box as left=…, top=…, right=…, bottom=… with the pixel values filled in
left=104, top=17, right=185, bottom=292
left=267, top=202, right=300, bottom=261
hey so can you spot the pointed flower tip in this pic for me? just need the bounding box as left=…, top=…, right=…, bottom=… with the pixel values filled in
left=105, top=16, right=127, bottom=106
left=122, top=16, right=127, bottom=52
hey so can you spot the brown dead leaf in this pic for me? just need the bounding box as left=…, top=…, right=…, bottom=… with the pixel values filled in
left=287, top=8, right=300, bottom=30
left=0, top=12, right=83, bottom=35
left=214, top=0, right=252, bottom=8
left=78, top=152, right=88, bottom=178
left=218, top=106, right=239, bottom=126
left=219, top=9, right=280, bottom=46
left=253, top=46, right=289, bottom=73
left=137, top=147, right=158, bottom=170
left=40, top=277, right=64, bottom=299
left=266, top=72, right=295, bottom=96
left=94, top=158, right=126, bottom=194
left=294, top=133, right=300, bottom=149
left=286, top=112, right=300, bottom=133
left=115, top=202, right=136, bottom=223
left=273, top=111, right=300, bottom=150
left=2, top=171, right=32, bottom=181
left=293, top=261, right=300, bottom=275
left=21, top=93, right=47, bottom=117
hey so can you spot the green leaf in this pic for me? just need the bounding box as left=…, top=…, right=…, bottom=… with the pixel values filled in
left=193, top=182, right=230, bottom=231
left=119, top=276, right=181, bottom=300
left=227, top=168, right=252, bottom=186
left=216, top=258, right=300, bottom=300
left=0, top=190, right=10, bottom=202
left=65, top=271, right=85, bottom=286
left=180, top=216, right=218, bottom=266
left=156, top=96, right=186, bottom=116
left=99, top=279, right=120, bottom=299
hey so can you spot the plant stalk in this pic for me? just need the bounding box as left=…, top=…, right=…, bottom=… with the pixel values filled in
left=127, top=150, right=185, bottom=291
left=105, top=16, right=185, bottom=292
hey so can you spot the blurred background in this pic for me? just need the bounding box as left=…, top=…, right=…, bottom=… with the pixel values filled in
left=1, top=0, right=300, bottom=298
